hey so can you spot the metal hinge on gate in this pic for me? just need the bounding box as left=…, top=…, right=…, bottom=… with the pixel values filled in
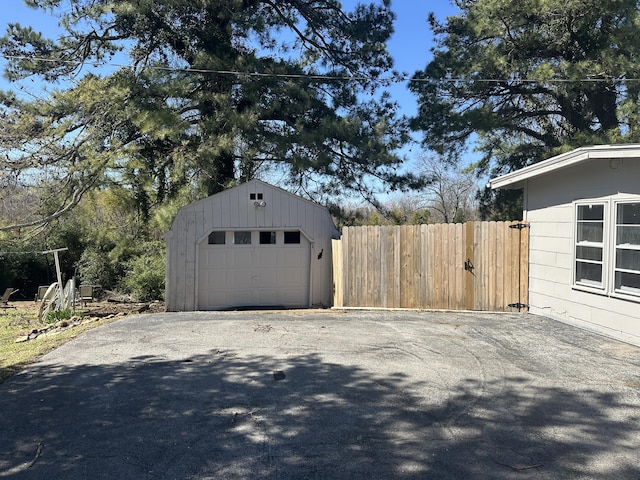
left=509, top=223, right=529, bottom=230
left=508, top=302, right=529, bottom=310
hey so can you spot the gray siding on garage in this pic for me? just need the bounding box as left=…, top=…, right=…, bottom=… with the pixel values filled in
left=165, top=180, right=338, bottom=311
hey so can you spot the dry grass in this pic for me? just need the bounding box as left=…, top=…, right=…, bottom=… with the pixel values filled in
left=0, top=301, right=134, bottom=384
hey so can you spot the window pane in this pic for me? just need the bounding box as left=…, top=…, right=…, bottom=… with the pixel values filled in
left=260, top=231, right=276, bottom=244
left=284, top=231, right=301, bottom=244
left=615, top=271, right=640, bottom=293
left=208, top=231, right=225, bottom=245
left=616, top=248, right=640, bottom=271
left=617, top=226, right=640, bottom=246
left=614, top=203, right=640, bottom=296
left=575, top=204, right=605, bottom=289
left=617, top=203, right=640, bottom=225
left=576, top=245, right=602, bottom=262
left=576, top=261, right=603, bottom=287
left=234, top=231, right=252, bottom=244
left=578, top=204, right=604, bottom=221
left=577, top=222, right=603, bottom=243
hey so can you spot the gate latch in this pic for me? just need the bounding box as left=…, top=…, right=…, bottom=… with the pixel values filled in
left=509, top=223, right=529, bottom=230
left=508, top=302, right=529, bottom=311
left=464, top=258, right=474, bottom=273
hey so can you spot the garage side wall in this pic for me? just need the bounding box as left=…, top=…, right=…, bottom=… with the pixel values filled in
left=165, top=180, right=337, bottom=311
left=524, top=159, right=640, bottom=345
left=165, top=210, right=206, bottom=311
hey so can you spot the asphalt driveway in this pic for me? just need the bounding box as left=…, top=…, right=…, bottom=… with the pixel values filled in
left=1, top=310, right=640, bottom=479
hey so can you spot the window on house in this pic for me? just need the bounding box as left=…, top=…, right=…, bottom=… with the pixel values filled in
left=614, top=202, right=640, bottom=295
left=284, top=231, right=301, bottom=244
left=208, top=231, right=226, bottom=245
left=249, top=193, right=263, bottom=200
left=575, top=204, right=605, bottom=288
left=260, top=231, right=276, bottom=244
left=234, top=231, right=252, bottom=245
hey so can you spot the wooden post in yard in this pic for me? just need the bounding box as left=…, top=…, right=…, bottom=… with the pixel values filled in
left=42, top=247, right=69, bottom=309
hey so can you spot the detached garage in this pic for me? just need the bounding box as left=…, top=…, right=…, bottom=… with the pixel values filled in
left=165, top=180, right=339, bottom=311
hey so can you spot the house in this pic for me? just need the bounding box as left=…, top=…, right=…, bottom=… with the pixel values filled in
left=489, top=144, right=640, bottom=346
left=164, top=179, right=339, bottom=311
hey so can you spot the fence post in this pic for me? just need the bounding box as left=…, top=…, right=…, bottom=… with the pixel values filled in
left=520, top=223, right=530, bottom=311
left=331, top=238, right=343, bottom=307
left=464, top=222, right=475, bottom=310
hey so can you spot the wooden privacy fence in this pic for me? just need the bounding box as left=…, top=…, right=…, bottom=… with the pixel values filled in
left=332, top=221, right=529, bottom=312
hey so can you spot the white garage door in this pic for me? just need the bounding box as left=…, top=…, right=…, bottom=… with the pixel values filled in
left=197, top=230, right=310, bottom=310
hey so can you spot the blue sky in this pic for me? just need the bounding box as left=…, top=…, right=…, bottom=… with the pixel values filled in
left=383, top=1, right=460, bottom=116
left=0, top=1, right=460, bottom=115
left=0, top=0, right=471, bottom=193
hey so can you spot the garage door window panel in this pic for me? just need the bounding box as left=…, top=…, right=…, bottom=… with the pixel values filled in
left=208, top=231, right=226, bottom=245
left=234, top=231, right=252, bottom=245
left=284, top=231, right=301, bottom=244
left=260, top=231, right=276, bottom=244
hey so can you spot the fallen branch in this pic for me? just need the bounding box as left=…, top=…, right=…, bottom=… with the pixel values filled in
left=491, top=456, right=543, bottom=471
left=0, top=443, right=43, bottom=477
left=27, top=443, right=43, bottom=469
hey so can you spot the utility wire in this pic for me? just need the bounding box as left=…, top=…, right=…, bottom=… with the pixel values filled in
left=0, top=54, right=635, bottom=85
left=0, top=250, right=56, bottom=255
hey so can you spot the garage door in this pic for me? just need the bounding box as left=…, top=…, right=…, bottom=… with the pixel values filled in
left=197, top=230, right=310, bottom=310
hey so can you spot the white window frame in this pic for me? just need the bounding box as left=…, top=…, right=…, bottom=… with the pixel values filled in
left=573, top=201, right=608, bottom=292
left=612, top=201, right=640, bottom=299
left=573, top=198, right=640, bottom=302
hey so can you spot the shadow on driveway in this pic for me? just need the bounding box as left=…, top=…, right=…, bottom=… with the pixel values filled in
left=1, top=311, right=640, bottom=479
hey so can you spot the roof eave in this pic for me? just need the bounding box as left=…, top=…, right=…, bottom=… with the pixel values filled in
left=489, top=144, right=640, bottom=190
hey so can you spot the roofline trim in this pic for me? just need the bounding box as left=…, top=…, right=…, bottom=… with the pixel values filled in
left=488, top=144, right=640, bottom=190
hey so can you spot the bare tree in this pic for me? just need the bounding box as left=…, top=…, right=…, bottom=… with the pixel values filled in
left=416, top=154, right=479, bottom=224
left=332, top=154, right=479, bottom=227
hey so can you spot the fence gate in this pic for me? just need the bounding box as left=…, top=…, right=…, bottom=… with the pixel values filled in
left=332, top=221, right=529, bottom=312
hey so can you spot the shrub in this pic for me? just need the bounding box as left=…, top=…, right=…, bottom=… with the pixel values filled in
left=77, top=247, right=120, bottom=289
left=121, top=242, right=165, bottom=302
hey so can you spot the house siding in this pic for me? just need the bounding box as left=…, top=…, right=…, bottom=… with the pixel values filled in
left=523, top=157, right=640, bottom=345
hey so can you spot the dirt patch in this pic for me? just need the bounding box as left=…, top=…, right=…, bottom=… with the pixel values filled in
left=84, top=301, right=165, bottom=318
left=13, top=301, right=165, bottom=344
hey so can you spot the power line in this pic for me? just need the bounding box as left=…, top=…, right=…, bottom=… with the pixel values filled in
left=2, top=54, right=398, bottom=82
left=1, top=54, right=636, bottom=85
left=0, top=250, right=57, bottom=255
